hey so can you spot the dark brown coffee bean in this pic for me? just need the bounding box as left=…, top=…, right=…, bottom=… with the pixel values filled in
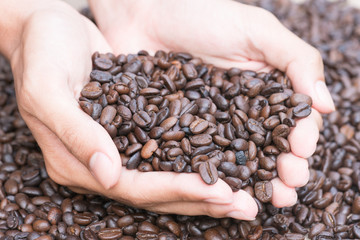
left=179, top=113, right=194, bottom=127
left=47, top=207, right=62, bottom=225
left=133, top=110, right=151, bottom=128
left=238, top=165, right=251, bottom=180
left=32, top=219, right=50, bottom=232
left=98, top=228, right=123, bottom=240
left=160, top=116, right=178, bottom=131
left=189, top=134, right=212, bottom=147
left=230, top=139, right=248, bottom=151
left=322, top=211, right=336, bottom=228
left=212, top=94, right=228, bottom=111
left=309, top=223, right=326, bottom=238
left=246, top=119, right=266, bottom=135
left=272, top=124, right=290, bottom=138
left=100, top=106, right=117, bottom=126
left=293, top=103, right=311, bottom=118
left=189, top=119, right=209, bottom=134
left=81, top=82, right=103, bottom=99
left=141, top=139, right=158, bottom=159
left=269, top=92, right=289, bottom=105
left=162, top=131, right=185, bottom=141
left=219, top=162, right=239, bottom=177
left=290, top=93, right=312, bottom=107
left=199, top=161, right=218, bottom=185
left=90, top=70, right=112, bottom=83
left=94, top=57, right=113, bottom=70
left=273, top=136, right=290, bottom=153
left=182, top=64, right=198, bottom=79
left=213, top=135, right=231, bottom=147
left=255, top=181, right=273, bottom=203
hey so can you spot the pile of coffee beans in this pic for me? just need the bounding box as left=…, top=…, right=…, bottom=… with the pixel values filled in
left=1, top=0, right=360, bottom=239
left=80, top=50, right=312, bottom=204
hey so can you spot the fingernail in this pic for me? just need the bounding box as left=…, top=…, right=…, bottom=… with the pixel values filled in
left=226, top=211, right=255, bottom=221
left=89, top=152, right=115, bottom=189
left=315, top=81, right=335, bottom=111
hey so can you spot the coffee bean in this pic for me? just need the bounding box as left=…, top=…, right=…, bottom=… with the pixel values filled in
left=100, top=106, right=117, bottom=126
left=141, top=139, right=158, bottom=159
left=94, top=57, right=113, bottom=70
left=182, top=64, right=198, bottom=79
left=81, top=82, right=103, bottom=100
left=199, top=161, right=218, bottom=185
left=212, top=94, right=228, bottom=111
left=290, top=93, right=312, bottom=107
left=189, top=134, right=212, bottom=147
left=161, top=131, right=185, bottom=141
left=189, top=119, right=209, bottom=134
left=246, top=119, right=266, bottom=135
left=98, top=228, right=123, bottom=240
left=273, top=136, right=290, bottom=153
left=255, top=181, right=273, bottom=203
left=90, top=70, right=112, bottom=83
left=293, top=103, right=311, bottom=118
left=213, top=135, right=231, bottom=147
left=32, top=219, right=50, bottom=232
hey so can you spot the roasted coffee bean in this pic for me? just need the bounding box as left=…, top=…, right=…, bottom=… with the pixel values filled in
left=189, top=119, right=209, bottom=134
left=199, top=161, right=218, bottom=185
left=182, top=64, right=198, bottom=79
left=246, top=119, right=266, bottom=135
left=290, top=93, right=312, bottom=107
left=293, top=103, right=311, bottom=118
left=273, top=136, right=290, bottom=153
left=162, top=131, right=185, bottom=141
left=189, top=134, right=212, bottom=147
left=255, top=181, right=273, bottom=203
left=90, top=70, right=112, bottom=83
left=141, top=139, right=158, bottom=159
left=81, top=82, right=103, bottom=99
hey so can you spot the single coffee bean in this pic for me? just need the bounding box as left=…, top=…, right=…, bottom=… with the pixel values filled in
left=255, top=181, right=273, bottom=203
left=290, top=93, right=312, bottom=107
left=189, top=134, right=212, bottom=147
left=81, top=82, right=103, bottom=100
left=293, top=102, right=311, bottom=118
left=141, top=139, right=158, bottom=159
left=199, top=161, right=218, bottom=185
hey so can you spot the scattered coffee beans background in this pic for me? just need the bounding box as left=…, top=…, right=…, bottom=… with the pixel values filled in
left=1, top=0, right=360, bottom=239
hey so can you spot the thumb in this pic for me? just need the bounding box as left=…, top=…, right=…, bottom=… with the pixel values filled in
left=37, top=93, right=121, bottom=190
left=246, top=6, right=335, bottom=113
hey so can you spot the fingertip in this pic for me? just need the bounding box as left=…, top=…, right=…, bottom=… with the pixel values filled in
left=288, top=114, right=319, bottom=158
left=89, top=152, right=121, bottom=189
left=277, top=153, right=309, bottom=187
left=313, top=81, right=335, bottom=114
left=227, top=190, right=258, bottom=220
left=271, top=178, right=297, bottom=208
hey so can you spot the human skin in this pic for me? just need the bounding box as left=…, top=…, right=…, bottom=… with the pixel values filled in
left=0, top=0, right=334, bottom=220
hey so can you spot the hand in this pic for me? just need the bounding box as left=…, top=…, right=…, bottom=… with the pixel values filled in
left=90, top=0, right=335, bottom=214
left=5, top=0, right=256, bottom=221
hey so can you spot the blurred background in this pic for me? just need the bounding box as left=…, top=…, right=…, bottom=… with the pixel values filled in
left=62, top=0, right=360, bottom=10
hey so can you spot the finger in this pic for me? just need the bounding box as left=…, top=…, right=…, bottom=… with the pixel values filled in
left=288, top=110, right=320, bottom=158
left=115, top=170, right=234, bottom=206
left=32, top=96, right=122, bottom=190
left=244, top=6, right=335, bottom=113
left=271, top=178, right=297, bottom=208
left=277, top=153, right=309, bottom=188
left=147, top=190, right=257, bottom=220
